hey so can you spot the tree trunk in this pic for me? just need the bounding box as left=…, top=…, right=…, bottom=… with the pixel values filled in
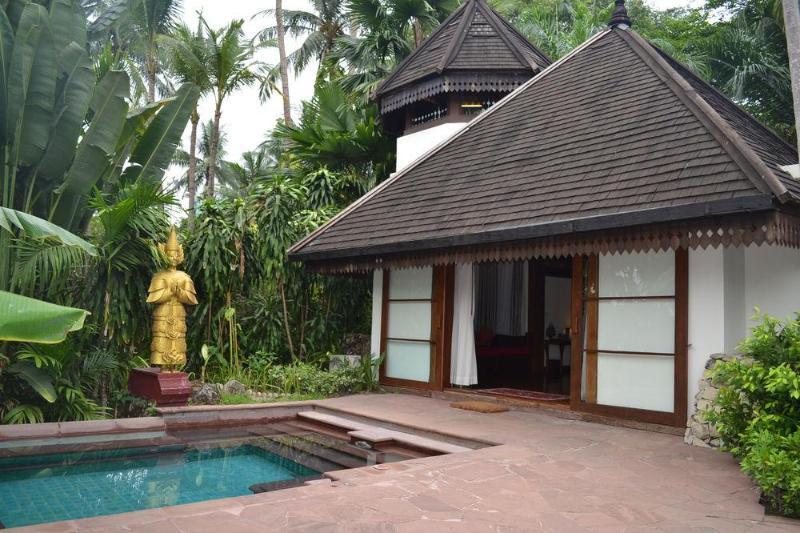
left=279, top=279, right=296, bottom=360
left=783, top=0, right=800, bottom=155
left=146, top=55, right=157, bottom=103
left=276, top=0, right=293, bottom=126
left=206, top=100, right=222, bottom=198
left=187, top=110, right=199, bottom=228
left=412, top=18, right=424, bottom=48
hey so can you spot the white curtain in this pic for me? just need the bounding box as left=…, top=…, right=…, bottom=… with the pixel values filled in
left=451, top=263, right=478, bottom=386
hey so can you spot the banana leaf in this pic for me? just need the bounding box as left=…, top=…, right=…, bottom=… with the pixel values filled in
left=105, top=98, right=170, bottom=185
left=0, top=8, right=13, bottom=147
left=48, top=0, right=86, bottom=53
left=38, top=43, right=94, bottom=182
left=51, top=69, right=130, bottom=229
left=6, top=360, right=56, bottom=403
left=121, top=83, right=200, bottom=185
left=18, top=5, right=57, bottom=167
left=5, top=3, right=47, bottom=150
left=0, top=206, right=97, bottom=256
left=0, top=290, right=88, bottom=344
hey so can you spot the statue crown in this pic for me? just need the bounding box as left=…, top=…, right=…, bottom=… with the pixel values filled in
left=160, top=226, right=184, bottom=265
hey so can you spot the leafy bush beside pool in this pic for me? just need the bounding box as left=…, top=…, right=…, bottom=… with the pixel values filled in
left=201, top=352, right=382, bottom=403
left=705, top=312, right=800, bottom=518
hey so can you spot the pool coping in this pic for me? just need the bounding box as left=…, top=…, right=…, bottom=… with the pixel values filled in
left=0, top=397, right=499, bottom=530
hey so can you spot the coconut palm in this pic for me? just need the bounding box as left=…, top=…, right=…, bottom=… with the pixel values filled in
left=130, top=0, right=183, bottom=102
left=173, top=121, right=235, bottom=199
left=255, top=0, right=349, bottom=89
left=276, top=0, right=293, bottom=125
left=200, top=17, right=263, bottom=197
left=163, top=21, right=213, bottom=226
left=783, top=0, right=800, bottom=153
left=708, top=8, right=794, bottom=139
left=332, top=0, right=456, bottom=100
left=223, top=149, right=277, bottom=198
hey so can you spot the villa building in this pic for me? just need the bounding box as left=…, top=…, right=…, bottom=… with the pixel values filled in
left=290, top=0, right=800, bottom=428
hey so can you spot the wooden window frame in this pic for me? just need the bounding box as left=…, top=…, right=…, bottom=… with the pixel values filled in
left=379, top=266, right=452, bottom=390
left=570, top=249, right=688, bottom=427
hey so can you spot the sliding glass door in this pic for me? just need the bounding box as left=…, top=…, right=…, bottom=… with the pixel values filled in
left=574, top=250, right=687, bottom=426
left=383, top=267, right=434, bottom=383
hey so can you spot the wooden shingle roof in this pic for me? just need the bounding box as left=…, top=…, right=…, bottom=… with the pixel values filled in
left=292, top=27, right=799, bottom=264
left=375, top=0, right=551, bottom=113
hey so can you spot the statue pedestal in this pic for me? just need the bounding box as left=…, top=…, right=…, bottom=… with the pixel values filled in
left=128, top=368, right=191, bottom=407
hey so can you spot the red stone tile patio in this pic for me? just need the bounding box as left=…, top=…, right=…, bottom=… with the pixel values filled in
left=13, top=394, right=800, bottom=532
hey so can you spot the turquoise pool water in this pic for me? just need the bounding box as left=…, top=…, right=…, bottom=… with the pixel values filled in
left=0, top=445, right=318, bottom=528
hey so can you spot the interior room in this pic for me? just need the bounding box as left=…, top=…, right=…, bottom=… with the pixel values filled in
left=472, top=259, right=572, bottom=400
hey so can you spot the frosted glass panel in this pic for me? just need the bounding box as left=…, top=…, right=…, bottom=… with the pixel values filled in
left=598, top=300, right=674, bottom=353
left=599, top=251, right=674, bottom=297
left=385, top=340, right=430, bottom=382
left=597, top=353, right=674, bottom=412
left=389, top=267, right=433, bottom=299
left=388, top=301, right=432, bottom=340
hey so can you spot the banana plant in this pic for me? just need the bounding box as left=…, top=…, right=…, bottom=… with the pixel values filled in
left=0, top=206, right=96, bottom=423
left=1, top=0, right=198, bottom=295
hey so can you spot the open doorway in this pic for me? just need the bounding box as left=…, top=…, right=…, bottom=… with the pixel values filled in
left=471, top=258, right=572, bottom=401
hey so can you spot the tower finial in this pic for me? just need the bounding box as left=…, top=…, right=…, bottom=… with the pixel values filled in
left=609, top=0, right=632, bottom=29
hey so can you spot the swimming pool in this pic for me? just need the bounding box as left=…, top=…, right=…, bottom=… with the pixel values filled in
left=0, top=417, right=429, bottom=528
left=0, top=445, right=317, bottom=528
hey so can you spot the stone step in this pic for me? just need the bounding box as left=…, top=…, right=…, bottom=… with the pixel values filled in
left=297, top=410, right=472, bottom=455
left=296, top=411, right=367, bottom=431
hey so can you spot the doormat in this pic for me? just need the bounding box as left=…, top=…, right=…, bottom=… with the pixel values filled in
left=450, top=401, right=509, bottom=413
left=478, top=388, right=569, bottom=402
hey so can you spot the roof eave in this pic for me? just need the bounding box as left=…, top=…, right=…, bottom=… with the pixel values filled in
left=289, top=194, right=776, bottom=263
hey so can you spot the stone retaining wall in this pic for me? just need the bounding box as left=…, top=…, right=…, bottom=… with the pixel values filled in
left=684, top=353, right=734, bottom=448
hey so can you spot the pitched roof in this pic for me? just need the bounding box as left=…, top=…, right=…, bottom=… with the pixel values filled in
left=375, top=0, right=551, bottom=113
left=291, top=27, right=799, bottom=263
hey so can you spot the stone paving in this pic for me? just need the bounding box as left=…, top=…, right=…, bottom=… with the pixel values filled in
left=15, top=394, right=800, bottom=532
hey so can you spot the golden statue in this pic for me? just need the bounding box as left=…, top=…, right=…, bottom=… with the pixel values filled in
left=147, top=227, right=197, bottom=371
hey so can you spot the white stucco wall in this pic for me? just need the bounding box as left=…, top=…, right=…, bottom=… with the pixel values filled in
left=687, top=244, right=800, bottom=413
left=744, top=244, right=800, bottom=323
left=688, top=247, right=726, bottom=414
left=395, top=122, right=468, bottom=172
left=370, top=270, right=383, bottom=356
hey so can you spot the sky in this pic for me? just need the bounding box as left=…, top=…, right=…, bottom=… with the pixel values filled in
left=178, top=0, right=701, bottom=163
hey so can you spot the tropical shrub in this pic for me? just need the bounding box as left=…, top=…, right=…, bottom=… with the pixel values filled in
left=207, top=354, right=381, bottom=399
left=706, top=312, right=800, bottom=517
left=0, top=0, right=197, bottom=423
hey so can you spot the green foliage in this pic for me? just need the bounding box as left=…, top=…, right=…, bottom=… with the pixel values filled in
left=0, top=290, right=88, bottom=344
left=80, top=181, right=175, bottom=352
left=706, top=312, right=800, bottom=517
left=0, top=1, right=195, bottom=426
left=207, top=352, right=383, bottom=399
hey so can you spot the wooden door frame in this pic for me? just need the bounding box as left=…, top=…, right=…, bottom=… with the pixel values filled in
left=569, top=250, right=689, bottom=427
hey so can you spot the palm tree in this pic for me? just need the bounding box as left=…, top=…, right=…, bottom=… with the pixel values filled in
left=255, top=0, right=349, bottom=84
left=200, top=17, right=262, bottom=197
left=333, top=0, right=455, bottom=100
left=224, top=150, right=277, bottom=197
left=164, top=21, right=213, bottom=226
left=173, top=121, right=234, bottom=198
left=276, top=0, right=293, bottom=126
left=130, top=0, right=183, bottom=102
left=781, top=0, right=800, bottom=154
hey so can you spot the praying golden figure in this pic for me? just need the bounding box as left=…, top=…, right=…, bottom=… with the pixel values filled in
left=147, top=227, right=197, bottom=370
